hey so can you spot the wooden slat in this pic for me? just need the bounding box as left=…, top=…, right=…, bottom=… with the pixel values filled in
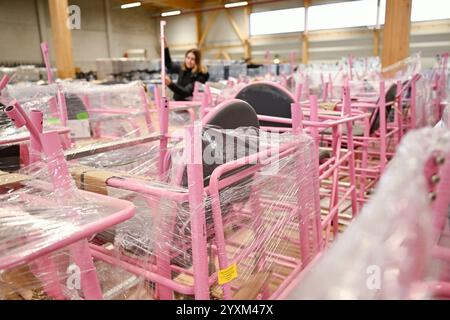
left=373, top=29, right=380, bottom=57
left=141, top=0, right=199, bottom=10
left=199, top=10, right=220, bottom=49
left=233, top=272, right=271, bottom=300
left=244, top=5, right=252, bottom=60
left=196, top=12, right=202, bottom=47
left=302, top=0, right=310, bottom=64
left=225, top=10, right=246, bottom=45
left=302, top=35, right=309, bottom=64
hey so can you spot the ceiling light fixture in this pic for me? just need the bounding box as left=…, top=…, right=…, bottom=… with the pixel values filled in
left=224, top=1, right=249, bottom=9
left=121, top=2, right=141, bottom=9
left=161, top=10, right=181, bottom=17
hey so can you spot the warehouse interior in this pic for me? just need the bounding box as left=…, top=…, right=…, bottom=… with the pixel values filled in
left=0, top=0, right=450, bottom=301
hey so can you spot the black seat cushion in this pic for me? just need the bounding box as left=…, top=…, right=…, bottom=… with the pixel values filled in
left=65, top=93, right=88, bottom=120
left=110, top=101, right=261, bottom=260
left=0, top=103, right=20, bottom=171
left=204, top=99, right=260, bottom=130
left=182, top=99, right=260, bottom=187
left=235, top=83, right=294, bottom=128
left=0, top=145, right=20, bottom=172
left=369, top=81, right=410, bottom=135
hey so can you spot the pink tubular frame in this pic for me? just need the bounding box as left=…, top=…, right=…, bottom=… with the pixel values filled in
left=1, top=100, right=71, bottom=169
left=436, top=53, right=448, bottom=120
left=1, top=105, right=136, bottom=300
left=64, top=93, right=320, bottom=299
left=87, top=132, right=318, bottom=300
left=279, top=147, right=450, bottom=300
left=76, top=84, right=153, bottom=140
left=316, top=74, right=422, bottom=205
left=232, top=80, right=361, bottom=246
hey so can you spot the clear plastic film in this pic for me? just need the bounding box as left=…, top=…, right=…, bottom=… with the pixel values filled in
left=6, top=82, right=59, bottom=103
left=415, top=73, right=440, bottom=127
left=0, top=100, right=62, bottom=141
left=319, top=54, right=422, bottom=99
left=286, top=127, right=450, bottom=300
left=70, top=139, right=162, bottom=177
left=1, top=83, right=63, bottom=140
left=1, top=83, right=68, bottom=173
left=0, top=147, right=137, bottom=300
left=381, top=53, right=422, bottom=82
left=204, top=81, right=247, bottom=106
left=1, top=81, right=157, bottom=170
left=0, top=66, right=57, bottom=84
left=348, top=56, right=381, bottom=82
left=5, top=80, right=151, bottom=137
left=294, top=57, right=381, bottom=100
left=2, top=80, right=152, bottom=146
left=64, top=126, right=322, bottom=299
left=441, top=105, right=450, bottom=129
left=60, top=81, right=153, bottom=141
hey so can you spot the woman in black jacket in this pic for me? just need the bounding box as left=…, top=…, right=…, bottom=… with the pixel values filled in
left=164, top=39, right=209, bottom=101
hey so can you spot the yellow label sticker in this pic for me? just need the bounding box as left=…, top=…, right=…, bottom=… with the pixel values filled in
left=218, top=263, right=238, bottom=285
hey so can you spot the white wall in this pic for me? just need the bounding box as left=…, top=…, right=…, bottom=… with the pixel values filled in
left=70, top=0, right=110, bottom=70
left=0, top=0, right=158, bottom=71
left=0, top=0, right=43, bottom=64
left=109, top=0, right=157, bottom=60
left=410, top=20, right=450, bottom=67
left=165, top=13, right=197, bottom=47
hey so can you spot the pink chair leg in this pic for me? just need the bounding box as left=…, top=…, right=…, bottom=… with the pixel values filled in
left=29, top=255, right=66, bottom=300
left=186, top=125, right=210, bottom=300
left=379, top=81, right=387, bottom=173
left=41, top=132, right=103, bottom=300
left=68, top=240, right=103, bottom=299
left=343, top=86, right=358, bottom=216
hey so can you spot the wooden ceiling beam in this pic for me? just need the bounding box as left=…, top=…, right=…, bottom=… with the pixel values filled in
left=141, top=0, right=199, bottom=10
left=198, top=10, right=220, bottom=49
left=225, top=10, right=246, bottom=45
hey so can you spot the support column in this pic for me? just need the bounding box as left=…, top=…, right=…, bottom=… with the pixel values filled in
left=373, top=30, right=380, bottom=57
left=381, top=0, right=412, bottom=69
left=373, top=0, right=381, bottom=57
left=302, top=0, right=310, bottom=64
left=244, top=5, right=252, bottom=60
left=48, top=0, right=75, bottom=78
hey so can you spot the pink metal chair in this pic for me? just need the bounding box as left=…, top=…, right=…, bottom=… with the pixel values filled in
left=61, top=82, right=154, bottom=141
left=281, top=127, right=450, bottom=299
left=233, top=81, right=364, bottom=245
left=4, top=81, right=75, bottom=151
left=60, top=98, right=322, bottom=300
left=311, top=71, right=422, bottom=205
left=1, top=105, right=136, bottom=300
left=151, top=83, right=208, bottom=127
left=1, top=98, right=70, bottom=169
left=434, top=53, right=448, bottom=121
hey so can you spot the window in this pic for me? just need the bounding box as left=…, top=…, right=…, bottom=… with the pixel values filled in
left=308, top=0, right=381, bottom=31
left=412, top=0, right=450, bottom=22
left=250, top=8, right=305, bottom=36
